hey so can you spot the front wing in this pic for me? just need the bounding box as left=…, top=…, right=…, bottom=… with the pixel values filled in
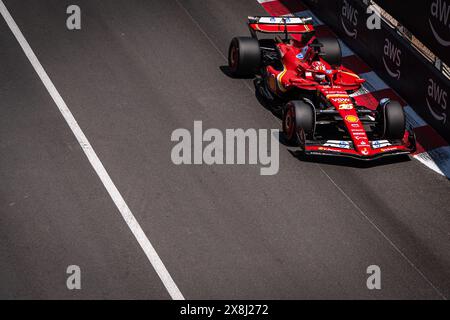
left=303, top=132, right=416, bottom=161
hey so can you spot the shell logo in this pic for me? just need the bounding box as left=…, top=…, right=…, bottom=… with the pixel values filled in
left=345, top=115, right=359, bottom=123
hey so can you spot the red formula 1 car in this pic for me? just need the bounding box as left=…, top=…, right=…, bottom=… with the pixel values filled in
left=228, top=16, right=416, bottom=160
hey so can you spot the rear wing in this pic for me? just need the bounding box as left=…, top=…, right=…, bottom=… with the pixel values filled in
left=248, top=16, right=314, bottom=34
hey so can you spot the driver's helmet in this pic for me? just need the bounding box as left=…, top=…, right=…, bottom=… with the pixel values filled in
left=311, top=61, right=327, bottom=82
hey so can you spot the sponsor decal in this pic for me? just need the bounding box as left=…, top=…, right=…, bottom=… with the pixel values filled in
left=296, top=46, right=308, bottom=60
left=333, top=97, right=351, bottom=104
left=258, top=17, right=301, bottom=24
left=361, top=148, right=369, bottom=155
left=339, top=103, right=354, bottom=110
left=371, top=140, right=391, bottom=149
left=318, top=147, right=339, bottom=152
left=429, top=0, right=450, bottom=46
left=345, top=115, right=359, bottom=123
left=339, top=141, right=349, bottom=148
left=302, top=46, right=308, bottom=57
left=380, top=146, right=399, bottom=152
left=341, top=0, right=358, bottom=39
left=324, top=140, right=351, bottom=149
left=326, top=93, right=349, bottom=99
left=426, top=78, right=448, bottom=123
left=383, top=38, right=401, bottom=80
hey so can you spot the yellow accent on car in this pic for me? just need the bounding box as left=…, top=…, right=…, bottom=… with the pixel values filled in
left=276, top=65, right=288, bottom=92
left=340, top=71, right=360, bottom=78
left=326, top=94, right=349, bottom=99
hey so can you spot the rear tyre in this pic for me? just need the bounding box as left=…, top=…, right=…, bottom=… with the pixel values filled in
left=228, top=37, right=261, bottom=77
left=316, top=37, right=342, bottom=67
left=376, top=100, right=405, bottom=140
left=282, top=100, right=315, bottom=146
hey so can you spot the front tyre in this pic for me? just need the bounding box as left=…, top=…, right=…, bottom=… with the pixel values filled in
left=282, top=100, right=315, bottom=146
left=376, top=100, right=405, bottom=140
left=228, top=37, right=261, bottom=77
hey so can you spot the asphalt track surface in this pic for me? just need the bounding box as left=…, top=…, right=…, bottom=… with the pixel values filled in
left=0, top=0, right=449, bottom=299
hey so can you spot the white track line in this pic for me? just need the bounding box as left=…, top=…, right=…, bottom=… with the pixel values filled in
left=0, top=0, right=184, bottom=300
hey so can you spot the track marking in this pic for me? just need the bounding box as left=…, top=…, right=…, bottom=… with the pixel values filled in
left=0, top=0, right=184, bottom=300
left=317, top=165, right=447, bottom=300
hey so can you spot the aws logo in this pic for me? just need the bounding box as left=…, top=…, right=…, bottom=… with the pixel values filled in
left=382, top=38, right=401, bottom=80
left=341, top=0, right=358, bottom=39
left=427, top=78, right=448, bottom=123
left=429, top=0, right=450, bottom=46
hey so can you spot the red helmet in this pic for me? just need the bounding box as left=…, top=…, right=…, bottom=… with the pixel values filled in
left=311, top=61, right=327, bottom=82
left=311, top=61, right=327, bottom=72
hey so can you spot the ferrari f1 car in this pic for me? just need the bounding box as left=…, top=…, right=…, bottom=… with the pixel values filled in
left=228, top=16, right=416, bottom=160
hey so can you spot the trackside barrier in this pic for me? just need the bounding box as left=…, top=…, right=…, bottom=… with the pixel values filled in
left=284, top=0, right=450, bottom=142
left=373, top=0, right=450, bottom=67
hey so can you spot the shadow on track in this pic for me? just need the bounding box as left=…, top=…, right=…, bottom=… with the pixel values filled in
left=288, top=150, right=411, bottom=168
left=220, top=66, right=283, bottom=119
